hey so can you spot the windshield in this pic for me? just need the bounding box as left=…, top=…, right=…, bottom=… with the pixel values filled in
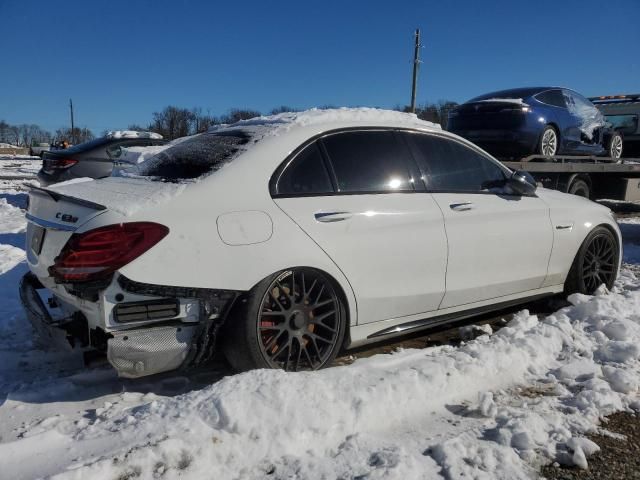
left=136, top=130, right=251, bottom=181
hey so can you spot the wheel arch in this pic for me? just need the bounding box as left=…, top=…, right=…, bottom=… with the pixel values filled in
left=226, top=265, right=355, bottom=329
left=596, top=222, right=623, bottom=266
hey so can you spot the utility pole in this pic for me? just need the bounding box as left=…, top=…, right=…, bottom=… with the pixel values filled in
left=410, top=28, right=421, bottom=113
left=69, top=98, right=75, bottom=143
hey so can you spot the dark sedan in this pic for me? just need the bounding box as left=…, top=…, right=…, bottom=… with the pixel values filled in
left=447, top=87, right=623, bottom=160
left=38, top=131, right=166, bottom=186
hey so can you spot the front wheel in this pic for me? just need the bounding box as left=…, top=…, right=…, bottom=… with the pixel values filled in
left=565, top=226, right=619, bottom=295
left=223, top=268, right=346, bottom=372
left=607, top=133, right=623, bottom=159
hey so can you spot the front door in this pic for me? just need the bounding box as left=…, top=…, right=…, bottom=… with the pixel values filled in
left=272, top=130, right=448, bottom=324
left=402, top=131, right=553, bottom=309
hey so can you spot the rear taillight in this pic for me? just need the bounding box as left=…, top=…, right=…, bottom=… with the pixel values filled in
left=49, top=222, right=169, bottom=283
left=43, top=157, right=78, bottom=174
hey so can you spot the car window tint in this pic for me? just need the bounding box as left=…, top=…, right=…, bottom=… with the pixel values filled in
left=536, top=89, right=566, bottom=108
left=276, top=142, right=333, bottom=195
left=322, top=131, right=414, bottom=193
left=404, top=133, right=507, bottom=192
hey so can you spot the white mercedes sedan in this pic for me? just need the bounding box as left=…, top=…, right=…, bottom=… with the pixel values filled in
left=20, top=108, right=622, bottom=378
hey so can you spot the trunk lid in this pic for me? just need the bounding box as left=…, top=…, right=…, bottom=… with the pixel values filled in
left=25, top=177, right=185, bottom=278
left=449, top=101, right=529, bottom=130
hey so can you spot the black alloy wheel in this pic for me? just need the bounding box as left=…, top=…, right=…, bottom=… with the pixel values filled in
left=565, top=227, right=619, bottom=295
left=257, top=269, right=343, bottom=371
left=223, top=268, right=345, bottom=372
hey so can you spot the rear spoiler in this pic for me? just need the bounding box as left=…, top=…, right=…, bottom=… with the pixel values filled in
left=28, top=184, right=107, bottom=211
left=588, top=94, right=640, bottom=104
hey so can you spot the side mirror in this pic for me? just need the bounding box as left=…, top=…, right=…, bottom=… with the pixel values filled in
left=507, top=170, right=537, bottom=196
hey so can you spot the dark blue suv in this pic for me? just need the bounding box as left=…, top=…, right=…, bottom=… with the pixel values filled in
left=447, top=87, right=623, bottom=159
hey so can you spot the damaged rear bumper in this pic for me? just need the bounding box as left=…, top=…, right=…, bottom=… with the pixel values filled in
left=19, top=272, right=75, bottom=352
left=108, top=324, right=198, bottom=378
left=19, top=272, right=240, bottom=378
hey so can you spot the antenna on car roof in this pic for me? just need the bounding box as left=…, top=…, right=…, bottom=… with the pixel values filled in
left=410, top=28, right=422, bottom=113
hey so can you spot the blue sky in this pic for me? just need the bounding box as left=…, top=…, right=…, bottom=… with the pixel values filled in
left=1, top=0, right=638, bottom=134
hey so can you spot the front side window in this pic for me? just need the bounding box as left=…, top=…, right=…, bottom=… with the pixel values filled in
left=403, top=133, right=507, bottom=192
left=274, top=142, right=333, bottom=196
left=321, top=130, right=414, bottom=193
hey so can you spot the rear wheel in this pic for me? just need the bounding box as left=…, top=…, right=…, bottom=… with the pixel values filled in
left=607, top=133, right=623, bottom=159
left=565, top=226, right=619, bottom=295
left=223, top=268, right=346, bottom=372
left=538, top=126, right=558, bottom=156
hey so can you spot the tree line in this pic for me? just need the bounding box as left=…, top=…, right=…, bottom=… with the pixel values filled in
left=0, top=120, right=95, bottom=147
left=138, top=101, right=459, bottom=140
left=1, top=101, right=459, bottom=146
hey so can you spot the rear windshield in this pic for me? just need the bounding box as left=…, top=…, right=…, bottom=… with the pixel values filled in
left=137, top=131, right=251, bottom=181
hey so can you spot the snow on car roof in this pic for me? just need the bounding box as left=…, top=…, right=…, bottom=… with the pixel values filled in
left=107, top=130, right=163, bottom=140
left=477, top=97, right=528, bottom=105
left=208, top=107, right=441, bottom=138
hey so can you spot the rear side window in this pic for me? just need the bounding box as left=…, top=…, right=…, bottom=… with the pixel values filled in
left=535, top=89, right=566, bottom=108
left=404, top=133, right=507, bottom=192
left=137, top=131, right=249, bottom=181
left=322, top=131, right=414, bottom=193
left=274, top=142, right=333, bottom=196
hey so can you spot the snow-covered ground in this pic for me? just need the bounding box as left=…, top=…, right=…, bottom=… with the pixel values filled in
left=1, top=177, right=640, bottom=479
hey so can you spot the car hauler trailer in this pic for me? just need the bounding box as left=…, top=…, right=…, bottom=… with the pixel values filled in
left=502, top=155, right=640, bottom=201
left=589, top=94, right=640, bottom=157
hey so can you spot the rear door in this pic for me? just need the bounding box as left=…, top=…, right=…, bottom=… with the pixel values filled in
left=535, top=89, right=576, bottom=152
left=402, top=132, right=553, bottom=308
left=272, top=130, right=448, bottom=324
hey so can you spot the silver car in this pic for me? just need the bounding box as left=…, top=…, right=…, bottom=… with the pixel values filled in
left=38, top=131, right=166, bottom=186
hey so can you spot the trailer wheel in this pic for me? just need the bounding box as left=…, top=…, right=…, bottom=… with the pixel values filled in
left=568, top=177, right=590, bottom=198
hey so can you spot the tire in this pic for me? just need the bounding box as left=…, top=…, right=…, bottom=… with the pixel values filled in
left=607, top=132, right=623, bottom=159
left=223, top=268, right=346, bottom=372
left=564, top=226, right=619, bottom=295
left=568, top=178, right=590, bottom=198
left=538, top=126, right=558, bottom=156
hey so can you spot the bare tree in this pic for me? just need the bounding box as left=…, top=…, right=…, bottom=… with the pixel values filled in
left=54, top=127, right=94, bottom=144
left=219, top=108, right=262, bottom=124
left=148, top=106, right=195, bottom=140
left=270, top=106, right=298, bottom=115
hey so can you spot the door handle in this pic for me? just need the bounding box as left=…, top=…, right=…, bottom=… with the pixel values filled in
left=314, top=211, right=352, bottom=223
left=555, top=223, right=573, bottom=230
left=449, top=202, right=474, bottom=211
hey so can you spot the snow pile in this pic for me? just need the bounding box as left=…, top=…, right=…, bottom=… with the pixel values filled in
left=0, top=265, right=635, bottom=479
left=107, top=131, right=162, bottom=140
left=478, top=98, right=528, bottom=106
left=0, top=198, right=27, bottom=233
left=48, top=176, right=186, bottom=217
left=211, top=107, right=441, bottom=136
left=117, top=144, right=171, bottom=165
